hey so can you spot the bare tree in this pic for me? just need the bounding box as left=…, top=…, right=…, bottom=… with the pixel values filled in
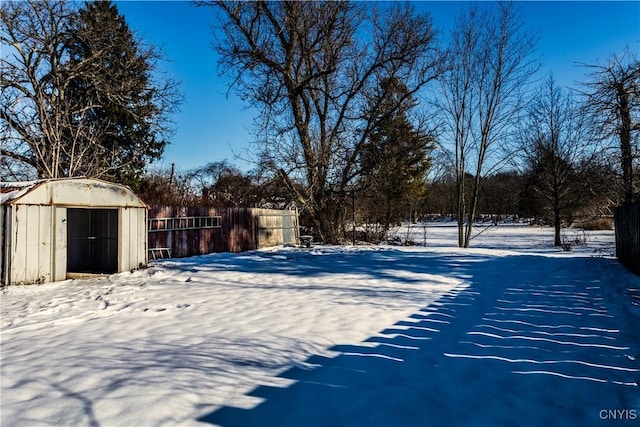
left=519, top=76, right=600, bottom=246
left=202, top=1, right=443, bottom=243
left=0, top=0, right=179, bottom=182
left=438, top=2, right=539, bottom=247
left=2, top=1, right=84, bottom=178
left=581, top=47, right=640, bottom=203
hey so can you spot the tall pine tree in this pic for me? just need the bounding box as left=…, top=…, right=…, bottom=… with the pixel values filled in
left=66, top=0, right=178, bottom=184
left=1, top=0, right=179, bottom=182
left=359, top=77, right=434, bottom=231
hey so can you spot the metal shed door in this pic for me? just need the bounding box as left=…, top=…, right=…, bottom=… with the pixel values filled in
left=67, top=208, right=118, bottom=274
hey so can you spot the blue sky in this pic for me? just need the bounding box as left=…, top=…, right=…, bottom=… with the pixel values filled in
left=114, top=1, right=640, bottom=173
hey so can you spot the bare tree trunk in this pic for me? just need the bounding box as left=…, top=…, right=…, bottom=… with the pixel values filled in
left=464, top=174, right=483, bottom=248
left=554, top=210, right=562, bottom=247
left=442, top=3, right=538, bottom=248
left=456, top=172, right=466, bottom=248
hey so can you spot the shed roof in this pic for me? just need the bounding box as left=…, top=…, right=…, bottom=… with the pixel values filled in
left=0, top=178, right=146, bottom=208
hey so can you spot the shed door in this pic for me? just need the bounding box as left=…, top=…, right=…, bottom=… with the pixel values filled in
left=67, top=208, right=118, bottom=273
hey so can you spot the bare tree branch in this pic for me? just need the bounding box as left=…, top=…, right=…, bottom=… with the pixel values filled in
left=436, top=2, right=539, bottom=247
left=579, top=47, right=640, bottom=203
left=205, top=0, right=443, bottom=242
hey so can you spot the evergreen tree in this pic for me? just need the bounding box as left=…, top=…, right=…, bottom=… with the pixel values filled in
left=359, top=78, right=434, bottom=231
left=66, top=0, right=178, bottom=184
left=1, top=0, right=180, bottom=182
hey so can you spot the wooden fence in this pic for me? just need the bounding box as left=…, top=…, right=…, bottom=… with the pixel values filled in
left=614, top=201, right=640, bottom=275
left=148, top=206, right=299, bottom=259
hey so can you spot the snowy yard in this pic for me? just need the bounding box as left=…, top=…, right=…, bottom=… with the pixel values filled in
left=1, top=223, right=639, bottom=426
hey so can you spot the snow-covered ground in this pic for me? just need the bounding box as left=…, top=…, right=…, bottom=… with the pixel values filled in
left=1, top=223, right=639, bottom=426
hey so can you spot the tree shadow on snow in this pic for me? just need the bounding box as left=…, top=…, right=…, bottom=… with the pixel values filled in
left=163, top=247, right=488, bottom=285
left=196, top=251, right=640, bottom=427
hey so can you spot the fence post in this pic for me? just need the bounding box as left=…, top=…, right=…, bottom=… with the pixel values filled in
left=614, top=201, right=640, bottom=275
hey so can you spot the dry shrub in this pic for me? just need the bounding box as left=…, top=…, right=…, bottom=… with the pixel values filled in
left=581, top=217, right=613, bottom=230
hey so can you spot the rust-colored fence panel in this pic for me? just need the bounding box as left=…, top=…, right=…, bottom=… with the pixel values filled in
left=614, top=201, right=640, bottom=275
left=148, top=206, right=299, bottom=258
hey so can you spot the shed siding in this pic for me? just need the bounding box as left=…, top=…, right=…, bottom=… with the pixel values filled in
left=137, top=208, right=147, bottom=268
left=0, top=205, right=3, bottom=261
left=13, top=205, right=52, bottom=284
left=119, top=208, right=130, bottom=272
left=0, top=205, right=8, bottom=285
left=53, top=207, right=67, bottom=281
left=118, top=207, right=147, bottom=272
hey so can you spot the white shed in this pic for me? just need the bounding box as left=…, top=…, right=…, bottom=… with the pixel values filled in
left=1, top=178, right=147, bottom=286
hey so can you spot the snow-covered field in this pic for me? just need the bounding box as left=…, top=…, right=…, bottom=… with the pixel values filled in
left=1, top=223, right=639, bottom=426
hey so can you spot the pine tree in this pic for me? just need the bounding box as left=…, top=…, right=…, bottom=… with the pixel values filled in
left=66, top=0, right=177, bottom=184
left=1, top=0, right=179, bottom=182
left=359, top=78, right=434, bottom=231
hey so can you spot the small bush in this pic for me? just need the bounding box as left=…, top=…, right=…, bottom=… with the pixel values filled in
left=562, top=229, right=589, bottom=249
left=573, top=230, right=590, bottom=246
left=358, top=224, right=387, bottom=244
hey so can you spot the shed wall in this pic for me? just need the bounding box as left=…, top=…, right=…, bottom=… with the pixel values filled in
left=11, top=205, right=52, bottom=284
left=0, top=205, right=7, bottom=285
left=257, top=209, right=300, bottom=248
left=53, top=207, right=67, bottom=281
left=119, top=207, right=147, bottom=272
left=3, top=205, right=147, bottom=286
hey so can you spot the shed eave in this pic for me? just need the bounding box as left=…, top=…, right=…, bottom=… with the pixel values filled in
left=0, top=178, right=147, bottom=208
